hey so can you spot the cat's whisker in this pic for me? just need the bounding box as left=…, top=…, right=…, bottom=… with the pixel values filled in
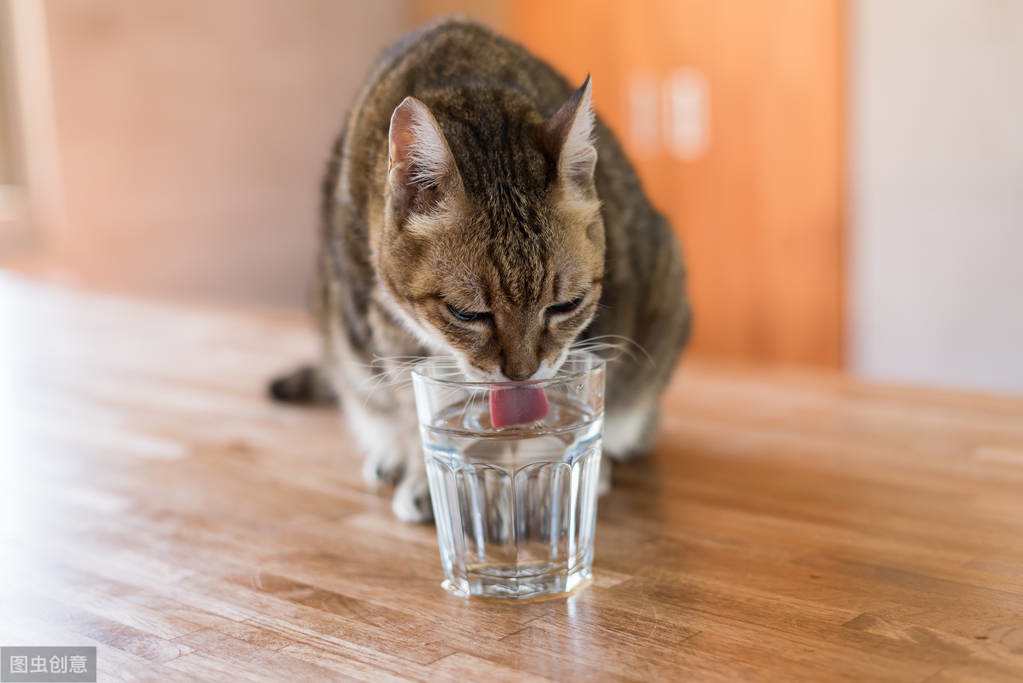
left=365, top=356, right=427, bottom=370
left=575, top=350, right=631, bottom=363
left=358, top=375, right=399, bottom=403
left=458, top=386, right=480, bottom=425
left=569, top=340, right=637, bottom=363
left=574, top=334, right=654, bottom=366
left=571, top=341, right=628, bottom=351
left=360, top=375, right=418, bottom=410
left=356, top=352, right=468, bottom=408
left=362, top=354, right=462, bottom=376
left=581, top=333, right=651, bottom=352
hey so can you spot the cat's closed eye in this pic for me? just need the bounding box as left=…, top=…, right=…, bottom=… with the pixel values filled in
left=446, top=303, right=492, bottom=323
left=546, top=296, right=585, bottom=317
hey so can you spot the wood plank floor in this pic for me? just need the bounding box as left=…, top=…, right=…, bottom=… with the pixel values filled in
left=2, top=273, right=1023, bottom=681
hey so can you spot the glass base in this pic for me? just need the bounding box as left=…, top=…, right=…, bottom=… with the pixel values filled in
left=442, top=563, right=592, bottom=600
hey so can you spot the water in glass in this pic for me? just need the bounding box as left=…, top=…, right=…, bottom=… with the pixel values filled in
left=421, top=392, right=602, bottom=599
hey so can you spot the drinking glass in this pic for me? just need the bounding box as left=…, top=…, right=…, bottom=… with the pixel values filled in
left=412, top=352, right=605, bottom=599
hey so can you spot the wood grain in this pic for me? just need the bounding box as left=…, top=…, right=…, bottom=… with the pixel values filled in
left=2, top=274, right=1023, bottom=681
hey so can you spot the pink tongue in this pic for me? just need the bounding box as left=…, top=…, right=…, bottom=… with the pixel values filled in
left=489, top=386, right=549, bottom=429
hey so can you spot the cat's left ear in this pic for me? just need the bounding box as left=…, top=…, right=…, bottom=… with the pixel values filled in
left=388, top=97, right=461, bottom=220
left=542, top=75, right=597, bottom=192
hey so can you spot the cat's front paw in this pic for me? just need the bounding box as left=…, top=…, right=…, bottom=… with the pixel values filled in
left=361, top=449, right=406, bottom=487
left=392, top=471, right=433, bottom=523
left=597, top=454, right=612, bottom=496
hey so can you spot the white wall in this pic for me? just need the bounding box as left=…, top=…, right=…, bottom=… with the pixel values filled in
left=851, top=0, right=1023, bottom=394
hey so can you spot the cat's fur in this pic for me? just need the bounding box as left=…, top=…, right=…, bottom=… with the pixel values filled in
left=271, top=18, right=691, bottom=521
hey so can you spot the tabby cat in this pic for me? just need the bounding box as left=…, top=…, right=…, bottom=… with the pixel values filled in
left=271, top=18, right=691, bottom=522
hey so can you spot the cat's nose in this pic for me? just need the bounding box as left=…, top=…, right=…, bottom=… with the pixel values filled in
left=501, top=358, right=540, bottom=382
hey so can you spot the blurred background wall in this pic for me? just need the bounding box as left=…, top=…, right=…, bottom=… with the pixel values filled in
left=1, top=0, right=1021, bottom=393
left=3, top=0, right=408, bottom=304
left=850, top=0, right=1023, bottom=393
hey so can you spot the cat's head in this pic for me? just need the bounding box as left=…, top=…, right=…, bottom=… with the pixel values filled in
left=379, top=78, right=604, bottom=381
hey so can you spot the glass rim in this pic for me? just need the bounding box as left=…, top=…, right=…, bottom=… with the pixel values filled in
left=411, top=350, right=605, bottom=389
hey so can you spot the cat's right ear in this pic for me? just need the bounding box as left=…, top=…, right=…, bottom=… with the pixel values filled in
left=387, top=97, right=459, bottom=221
left=541, top=76, right=597, bottom=194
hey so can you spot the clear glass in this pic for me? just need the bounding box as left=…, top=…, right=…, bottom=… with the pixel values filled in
left=412, top=352, right=605, bottom=599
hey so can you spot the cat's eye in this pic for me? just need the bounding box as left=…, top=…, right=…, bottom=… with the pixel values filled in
left=546, top=296, right=585, bottom=317
left=446, top=303, right=491, bottom=323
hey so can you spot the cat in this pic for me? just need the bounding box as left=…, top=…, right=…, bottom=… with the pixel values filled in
left=270, top=18, right=691, bottom=522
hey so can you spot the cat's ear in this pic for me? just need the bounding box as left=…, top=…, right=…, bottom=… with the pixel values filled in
left=388, top=97, right=460, bottom=219
left=542, top=75, right=597, bottom=192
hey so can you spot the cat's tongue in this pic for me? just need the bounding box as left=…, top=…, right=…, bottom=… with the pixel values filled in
left=489, top=386, right=549, bottom=429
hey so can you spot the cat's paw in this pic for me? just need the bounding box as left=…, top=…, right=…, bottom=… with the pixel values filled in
left=597, top=455, right=612, bottom=496
left=604, top=445, right=646, bottom=464
left=392, top=471, right=433, bottom=523
left=361, top=449, right=406, bottom=487
left=605, top=404, right=658, bottom=463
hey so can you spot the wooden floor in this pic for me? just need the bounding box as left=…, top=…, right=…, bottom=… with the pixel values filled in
left=2, top=274, right=1023, bottom=682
